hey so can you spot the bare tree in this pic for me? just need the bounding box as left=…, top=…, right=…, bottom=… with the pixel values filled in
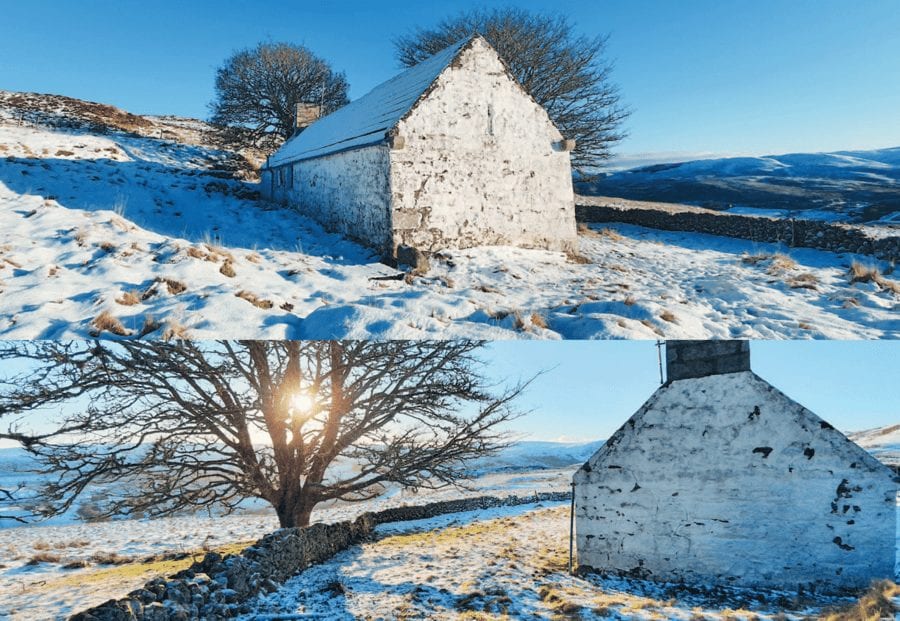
left=0, top=341, right=527, bottom=528
left=395, top=7, right=630, bottom=172
left=210, top=42, right=349, bottom=149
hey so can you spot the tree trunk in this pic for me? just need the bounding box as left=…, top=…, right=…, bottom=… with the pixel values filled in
left=274, top=497, right=315, bottom=528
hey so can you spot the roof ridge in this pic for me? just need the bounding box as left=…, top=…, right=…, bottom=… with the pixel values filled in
left=267, top=36, right=474, bottom=166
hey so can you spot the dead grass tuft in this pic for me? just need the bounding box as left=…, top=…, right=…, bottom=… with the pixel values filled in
left=822, top=580, right=900, bottom=621
left=90, top=551, right=132, bottom=565
left=236, top=290, right=273, bottom=310
left=566, top=250, right=592, bottom=264
left=142, top=277, right=187, bottom=300
left=115, top=290, right=141, bottom=306
left=138, top=315, right=161, bottom=337
left=90, top=311, right=132, bottom=337
left=640, top=319, right=665, bottom=336
left=530, top=312, right=548, bottom=329
left=787, top=272, right=819, bottom=290
left=659, top=309, right=678, bottom=323
left=849, top=261, right=900, bottom=294
left=219, top=260, right=236, bottom=278
left=162, top=319, right=189, bottom=341
left=161, top=278, right=186, bottom=295
left=767, top=253, right=797, bottom=273
left=26, top=551, right=62, bottom=565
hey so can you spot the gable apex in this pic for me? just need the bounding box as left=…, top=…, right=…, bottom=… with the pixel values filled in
left=268, top=36, right=476, bottom=166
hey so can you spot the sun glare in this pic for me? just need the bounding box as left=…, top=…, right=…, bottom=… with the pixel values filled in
left=290, top=392, right=314, bottom=414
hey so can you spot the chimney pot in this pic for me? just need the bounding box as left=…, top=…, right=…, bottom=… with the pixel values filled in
left=665, top=340, right=750, bottom=382
left=294, top=102, right=321, bottom=130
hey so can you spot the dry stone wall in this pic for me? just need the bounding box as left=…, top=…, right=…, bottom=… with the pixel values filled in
left=576, top=197, right=900, bottom=263
left=70, top=491, right=569, bottom=620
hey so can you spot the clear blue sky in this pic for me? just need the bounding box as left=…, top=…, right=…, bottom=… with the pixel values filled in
left=485, top=340, right=899, bottom=441
left=1, top=0, right=898, bottom=160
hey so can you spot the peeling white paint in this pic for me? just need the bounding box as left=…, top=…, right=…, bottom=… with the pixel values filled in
left=390, top=37, right=576, bottom=253
left=574, top=371, right=897, bottom=592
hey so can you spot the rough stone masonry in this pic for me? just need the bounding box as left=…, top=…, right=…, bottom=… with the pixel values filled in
left=574, top=340, right=897, bottom=593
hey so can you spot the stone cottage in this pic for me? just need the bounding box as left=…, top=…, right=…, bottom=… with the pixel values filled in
left=260, top=35, right=577, bottom=260
left=573, top=340, right=897, bottom=593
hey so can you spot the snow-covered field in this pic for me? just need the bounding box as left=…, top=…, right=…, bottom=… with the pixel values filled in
left=244, top=503, right=872, bottom=620
left=0, top=467, right=573, bottom=620
left=2, top=431, right=898, bottom=620
left=1, top=94, right=899, bottom=339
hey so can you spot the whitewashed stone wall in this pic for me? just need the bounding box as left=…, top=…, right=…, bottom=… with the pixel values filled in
left=574, top=371, right=897, bottom=592
left=390, top=37, right=576, bottom=253
left=266, top=147, right=393, bottom=257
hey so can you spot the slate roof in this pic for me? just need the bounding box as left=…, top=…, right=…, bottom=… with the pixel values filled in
left=267, top=36, right=474, bottom=167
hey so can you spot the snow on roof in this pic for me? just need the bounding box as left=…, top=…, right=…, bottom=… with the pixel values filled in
left=268, top=36, right=474, bottom=166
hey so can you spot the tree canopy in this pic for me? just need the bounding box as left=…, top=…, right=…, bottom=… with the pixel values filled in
left=0, top=340, right=526, bottom=528
left=210, top=42, right=349, bottom=149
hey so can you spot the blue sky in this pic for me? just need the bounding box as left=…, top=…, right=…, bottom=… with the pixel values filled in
left=1, top=0, right=898, bottom=162
left=485, top=340, right=899, bottom=441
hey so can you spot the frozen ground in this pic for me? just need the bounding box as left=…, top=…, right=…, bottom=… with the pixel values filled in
left=0, top=468, right=572, bottom=620
left=244, top=503, right=869, bottom=620
left=2, top=95, right=899, bottom=339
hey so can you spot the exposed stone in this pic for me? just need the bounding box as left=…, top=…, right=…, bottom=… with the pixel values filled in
left=396, top=244, right=430, bottom=273
left=70, top=491, right=569, bottom=620
left=576, top=197, right=900, bottom=263
left=665, top=340, right=750, bottom=381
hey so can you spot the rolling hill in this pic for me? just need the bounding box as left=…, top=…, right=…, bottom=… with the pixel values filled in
left=580, top=147, right=900, bottom=224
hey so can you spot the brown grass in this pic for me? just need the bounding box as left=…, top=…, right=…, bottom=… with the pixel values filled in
left=90, top=551, right=133, bottom=566
left=162, top=319, right=190, bottom=341
left=767, top=253, right=797, bottom=273
left=55, top=149, right=75, bottom=157
left=219, top=259, right=236, bottom=278
left=849, top=261, right=900, bottom=294
left=138, top=315, right=161, bottom=337
left=161, top=278, right=186, bottom=295
left=659, top=310, right=678, bottom=323
left=530, top=312, right=548, bottom=329
left=787, top=272, right=819, bottom=290
left=641, top=319, right=664, bottom=336
left=235, top=290, right=274, bottom=309
left=90, top=311, right=131, bottom=337
left=26, top=551, right=62, bottom=565
left=115, top=290, right=141, bottom=306
left=577, top=224, right=624, bottom=242
left=566, top=250, right=592, bottom=264
left=821, top=580, right=900, bottom=621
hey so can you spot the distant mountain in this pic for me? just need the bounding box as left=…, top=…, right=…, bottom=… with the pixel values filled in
left=578, top=147, right=900, bottom=224
left=468, top=439, right=605, bottom=474
left=848, top=424, right=900, bottom=465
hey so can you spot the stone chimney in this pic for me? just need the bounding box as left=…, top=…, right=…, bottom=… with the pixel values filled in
left=665, top=340, right=750, bottom=382
left=294, top=102, right=321, bottom=131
